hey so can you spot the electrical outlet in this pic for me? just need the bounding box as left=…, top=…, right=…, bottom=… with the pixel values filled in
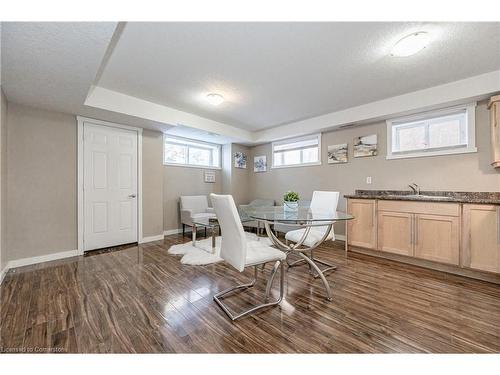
left=366, top=176, right=372, bottom=184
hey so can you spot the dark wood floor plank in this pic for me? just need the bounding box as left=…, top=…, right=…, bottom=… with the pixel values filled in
left=1, top=233, right=500, bottom=353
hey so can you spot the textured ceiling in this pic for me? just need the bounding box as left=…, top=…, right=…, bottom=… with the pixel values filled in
left=2, top=22, right=500, bottom=140
left=1, top=22, right=117, bottom=114
left=97, top=22, right=500, bottom=131
left=1, top=22, right=179, bottom=133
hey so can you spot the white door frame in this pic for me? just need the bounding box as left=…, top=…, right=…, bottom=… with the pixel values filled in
left=77, top=116, right=143, bottom=255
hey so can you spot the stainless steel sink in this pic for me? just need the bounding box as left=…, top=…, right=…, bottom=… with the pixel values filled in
left=406, top=194, right=449, bottom=200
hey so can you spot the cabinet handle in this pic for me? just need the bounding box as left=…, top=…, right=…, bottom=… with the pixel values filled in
left=413, top=217, right=418, bottom=245
left=372, top=205, right=376, bottom=227
left=497, top=207, right=500, bottom=245
left=409, top=215, right=413, bottom=245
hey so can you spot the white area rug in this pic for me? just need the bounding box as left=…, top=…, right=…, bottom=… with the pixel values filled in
left=168, top=232, right=271, bottom=266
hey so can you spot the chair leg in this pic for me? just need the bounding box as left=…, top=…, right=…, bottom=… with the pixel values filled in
left=265, top=261, right=280, bottom=301
left=205, top=227, right=207, bottom=238
left=182, top=224, right=185, bottom=237
left=214, top=262, right=285, bottom=321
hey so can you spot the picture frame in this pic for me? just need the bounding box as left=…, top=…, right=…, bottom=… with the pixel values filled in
left=354, top=134, right=378, bottom=157
left=253, top=155, right=267, bottom=172
left=234, top=152, right=247, bottom=168
left=327, top=143, right=348, bottom=164
left=204, top=170, right=216, bottom=183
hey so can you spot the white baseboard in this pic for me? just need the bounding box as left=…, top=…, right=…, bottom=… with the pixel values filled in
left=0, top=265, right=8, bottom=285
left=139, top=234, right=165, bottom=244
left=7, top=249, right=79, bottom=270
left=164, top=229, right=182, bottom=236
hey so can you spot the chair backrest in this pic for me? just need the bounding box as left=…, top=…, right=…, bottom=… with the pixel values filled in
left=210, top=194, right=247, bottom=272
left=311, top=191, right=340, bottom=212
left=310, top=191, right=340, bottom=239
left=180, top=195, right=209, bottom=213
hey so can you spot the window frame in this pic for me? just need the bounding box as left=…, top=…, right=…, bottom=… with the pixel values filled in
left=163, top=134, right=222, bottom=170
left=271, top=133, right=322, bottom=169
left=386, top=102, right=477, bottom=160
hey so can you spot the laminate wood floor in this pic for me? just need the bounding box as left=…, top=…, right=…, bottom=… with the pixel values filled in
left=1, top=234, right=499, bottom=353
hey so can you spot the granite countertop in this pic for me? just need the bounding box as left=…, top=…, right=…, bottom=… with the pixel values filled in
left=344, top=190, right=500, bottom=205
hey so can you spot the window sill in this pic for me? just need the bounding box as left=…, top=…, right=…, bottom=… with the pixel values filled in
left=163, top=162, right=222, bottom=170
left=386, top=147, right=478, bottom=160
left=271, top=162, right=322, bottom=169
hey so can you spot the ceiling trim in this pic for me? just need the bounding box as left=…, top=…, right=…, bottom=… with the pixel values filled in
left=85, top=70, right=500, bottom=145
left=84, top=85, right=254, bottom=142
left=253, top=70, right=500, bottom=143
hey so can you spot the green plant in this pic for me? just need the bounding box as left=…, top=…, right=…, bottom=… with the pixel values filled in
left=283, top=191, right=299, bottom=202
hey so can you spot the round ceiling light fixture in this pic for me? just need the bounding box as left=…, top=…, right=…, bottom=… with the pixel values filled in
left=206, top=93, right=225, bottom=106
left=391, top=32, right=430, bottom=57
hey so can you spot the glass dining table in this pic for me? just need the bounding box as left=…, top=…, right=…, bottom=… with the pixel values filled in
left=191, top=209, right=255, bottom=254
left=245, top=206, right=354, bottom=301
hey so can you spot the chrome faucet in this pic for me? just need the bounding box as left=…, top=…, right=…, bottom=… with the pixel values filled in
left=409, top=183, right=421, bottom=195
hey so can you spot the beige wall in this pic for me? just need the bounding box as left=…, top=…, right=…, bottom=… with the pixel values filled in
left=249, top=101, right=500, bottom=236
left=7, top=103, right=77, bottom=260
left=5, top=104, right=166, bottom=262
left=142, top=129, right=164, bottom=238
left=2, top=99, right=498, bottom=261
left=1, top=89, right=7, bottom=272
left=163, top=166, right=222, bottom=231
left=162, top=143, right=253, bottom=232
left=221, top=143, right=251, bottom=206
left=230, top=144, right=251, bottom=206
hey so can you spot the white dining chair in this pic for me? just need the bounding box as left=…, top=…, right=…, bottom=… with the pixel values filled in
left=285, top=191, right=340, bottom=276
left=210, top=193, right=286, bottom=321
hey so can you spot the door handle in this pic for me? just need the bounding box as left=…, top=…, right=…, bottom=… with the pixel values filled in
left=129, top=194, right=137, bottom=198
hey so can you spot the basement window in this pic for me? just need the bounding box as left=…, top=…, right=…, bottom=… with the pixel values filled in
left=386, top=103, right=477, bottom=160
left=164, top=135, right=221, bottom=169
left=272, top=133, right=321, bottom=168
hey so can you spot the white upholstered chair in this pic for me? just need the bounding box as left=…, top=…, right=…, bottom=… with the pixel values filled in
left=285, top=191, right=340, bottom=247
left=284, top=191, right=340, bottom=277
left=180, top=195, right=216, bottom=236
left=210, top=193, right=286, bottom=320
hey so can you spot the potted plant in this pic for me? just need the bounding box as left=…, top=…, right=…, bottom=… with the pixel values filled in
left=283, top=191, right=300, bottom=211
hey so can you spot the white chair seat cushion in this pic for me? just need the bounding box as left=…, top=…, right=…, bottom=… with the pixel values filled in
left=245, top=241, right=286, bottom=267
left=191, top=212, right=217, bottom=220
left=285, top=227, right=334, bottom=247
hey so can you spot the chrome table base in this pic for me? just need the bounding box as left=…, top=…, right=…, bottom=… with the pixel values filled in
left=263, top=221, right=337, bottom=301
left=287, top=250, right=338, bottom=279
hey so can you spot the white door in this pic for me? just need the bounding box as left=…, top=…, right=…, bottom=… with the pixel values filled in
left=83, top=122, right=138, bottom=251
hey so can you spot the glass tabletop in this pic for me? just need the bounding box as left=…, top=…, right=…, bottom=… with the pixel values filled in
left=192, top=211, right=254, bottom=227
left=245, top=206, right=354, bottom=223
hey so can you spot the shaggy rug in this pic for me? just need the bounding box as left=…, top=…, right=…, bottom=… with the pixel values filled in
left=167, top=232, right=271, bottom=265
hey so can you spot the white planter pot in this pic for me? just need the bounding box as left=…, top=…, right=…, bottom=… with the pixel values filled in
left=284, top=201, right=299, bottom=211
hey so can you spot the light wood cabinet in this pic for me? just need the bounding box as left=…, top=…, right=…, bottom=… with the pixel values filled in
left=350, top=199, right=461, bottom=266
left=488, top=95, right=500, bottom=168
left=347, top=199, right=377, bottom=249
left=347, top=197, right=500, bottom=278
left=377, top=203, right=460, bottom=265
left=414, top=214, right=459, bottom=265
left=377, top=211, right=413, bottom=256
left=462, top=204, right=500, bottom=273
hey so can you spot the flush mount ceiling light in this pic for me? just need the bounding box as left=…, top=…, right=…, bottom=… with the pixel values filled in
left=391, top=32, right=430, bottom=57
left=206, top=93, right=225, bottom=106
